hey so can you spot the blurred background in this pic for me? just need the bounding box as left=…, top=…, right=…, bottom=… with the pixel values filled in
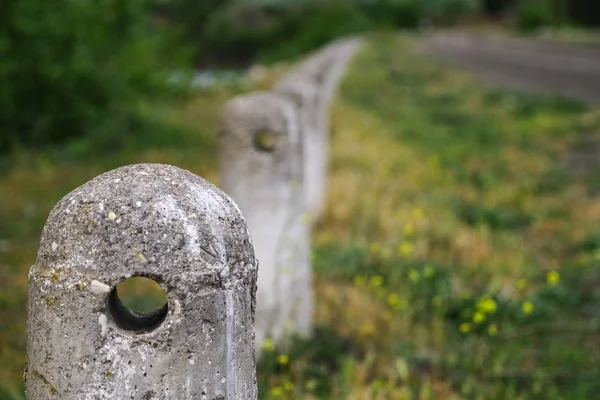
left=2, top=0, right=600, bottom=399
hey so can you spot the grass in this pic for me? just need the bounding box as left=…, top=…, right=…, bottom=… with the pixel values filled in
left=258, top=33, right=600, bottom=399
left=2, top=32, right=600, bottom=399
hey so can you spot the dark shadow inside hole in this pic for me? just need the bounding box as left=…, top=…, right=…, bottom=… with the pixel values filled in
left=108, top=277, right=168, bottom=333
left=253, top=130, right=277, bottom=152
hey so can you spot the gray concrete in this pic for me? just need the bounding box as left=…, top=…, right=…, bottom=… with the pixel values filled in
left=218, top=93, right=312, bottom=355
left=278, top=37, right=364, bottom=225
left=273, top=74, right=323, bottom=226
left=419, top=32, right=600, bottom=105
left=26, top=163, right=258, bottom=400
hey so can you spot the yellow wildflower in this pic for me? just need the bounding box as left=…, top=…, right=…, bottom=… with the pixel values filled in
left=398, top=242, right=414, bottom=257
left=473, top=311, right=485, bottom=324
left=369, top=275, right=384, bottom=288
left=403, top=222, right=416, bottom=235
left=369, top=242, right=382, bottom=254
left=516, top=279, right=527, bottom=290
left=477, top=297, right=497, bottom=314
left=278, top=354, right=289, bottom=366
left=262, top=338, right=274, bottom=352
left=270, top=386, right=284, bottom=397
left=546, top=271, right=560, bottom=286
left=488, top=323, right=498, bottom=336
left=387, top=293, right=400, bottom=308
left=283, top=381, right=294, bottom=391
left=459, top=323, right=471, bottom=333
left=522, top=301, right=534, bottom=314
left=353, top=275, right=366, bottom=287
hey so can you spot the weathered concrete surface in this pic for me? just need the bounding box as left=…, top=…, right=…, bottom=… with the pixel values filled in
left=273, top=74, right=324, bottom=226
left=26, top=163, right=258, bottom=400
left=219, top=92, right=312, bottom=355
left=279, top=36, right=364, bottom=224
left=419, top=32, right=600, bottom=105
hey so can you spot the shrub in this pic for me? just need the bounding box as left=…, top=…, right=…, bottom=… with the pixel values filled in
left=167, top=0, right=484, bottom=69
left=194, top=0, right=377, bottom=66
left=482, top=0, right=516, bottom=15
left=259, top=0, right=376, bottom=62
left=359, top=0, right=424, bottom=29
left=516, top=0, right=555, bottom=32
left=200, top=3, right=284, bottom=67
left=0, top=0, right=189, bottom=155
left=425, top=0, right=481, bottom=25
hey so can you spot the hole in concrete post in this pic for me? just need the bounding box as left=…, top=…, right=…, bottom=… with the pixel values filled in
left=108, top=276, right=168, bottom=333
left=253, top=130, right=277, bottom=152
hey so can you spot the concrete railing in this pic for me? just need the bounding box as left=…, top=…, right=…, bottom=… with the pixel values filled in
left=219, top=37, right=363, bottom=354
left=26, top=37, right=362, bottom=399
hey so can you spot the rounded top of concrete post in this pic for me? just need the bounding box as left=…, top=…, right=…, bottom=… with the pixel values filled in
left=34, top=163, right=256, bottom=289
left=219, top=91, right=299, bottom=154
left=274, top=73, right=320, bottom=108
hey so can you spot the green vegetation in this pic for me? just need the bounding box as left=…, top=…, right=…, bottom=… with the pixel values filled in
left=514, top=0, right=600, bottom=32
left=0, top=0, right=481, bottom=159
left=516, top=1, right=557, bottom=32
left=3, top=16, right=600, bottom=400
left=166, top=0, right=480, bottom=67
left=254, top=34, right=600, bottom=398
left=0, top=0, right=192, bottom=157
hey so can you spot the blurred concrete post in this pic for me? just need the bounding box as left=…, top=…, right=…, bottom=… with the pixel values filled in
left=26, top=163, right=258, bottom=399
left=219, top=92, right=312, bottom=355
left=273, top=74, right=325, bottom=226
left=319, top=37, right=364, bottom=111
left=280, top=36, right=363, bottom=224
left=311, top=37, right=363, bottom=146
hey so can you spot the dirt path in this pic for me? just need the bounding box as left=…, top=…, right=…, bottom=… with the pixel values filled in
left=418, top=32, right=600, bottom=105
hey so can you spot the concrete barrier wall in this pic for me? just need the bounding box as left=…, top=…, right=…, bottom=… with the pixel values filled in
left=219, top=37, right=363, bottom=355
left=25, top=36, right=363, bottom=398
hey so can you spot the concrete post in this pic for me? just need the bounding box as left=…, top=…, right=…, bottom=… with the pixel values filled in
left=278, top=37, right=363, bottom=224
left=26, top=163, right=258, bottom=399
left=273, top=74, right=324, bottom=226
left=218, top=92, right=312, bottom=355
left=317, top=37, right=363, bottom=114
